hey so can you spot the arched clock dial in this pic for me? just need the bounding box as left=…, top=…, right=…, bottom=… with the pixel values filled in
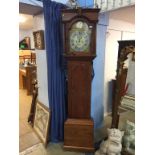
left=76, top=21, right=83, bottom=28
left=69, top=21, right=92, bottom=52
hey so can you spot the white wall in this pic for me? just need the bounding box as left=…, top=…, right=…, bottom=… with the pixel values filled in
left=104, top=6, right=135, bottom=115
left=33, top=14, right=49, bottom=108
left=19, top=29, right=31, bottom=41
left=91, top=13, right=109, bottom=128
left=19, top=29, right=34, bottom=48
left=19, top=13, right=49, bottom=107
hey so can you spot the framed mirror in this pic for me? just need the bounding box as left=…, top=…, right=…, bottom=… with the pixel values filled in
left=111, top=40, right=135, bottom=155
left=111, top=40, right=135, bottom=128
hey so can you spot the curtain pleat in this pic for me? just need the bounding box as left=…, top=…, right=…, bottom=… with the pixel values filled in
left=43, top=0, right=67, bottom=142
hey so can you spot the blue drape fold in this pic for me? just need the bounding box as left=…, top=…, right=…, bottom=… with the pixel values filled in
left=43, top=0, right=67, bottom=142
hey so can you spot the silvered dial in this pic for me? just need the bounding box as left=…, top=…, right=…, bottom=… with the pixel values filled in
left=69, top=21, right=91, bottom=52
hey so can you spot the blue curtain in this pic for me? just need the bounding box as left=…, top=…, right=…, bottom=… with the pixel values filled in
left=43, top=0, right=67, bottom=142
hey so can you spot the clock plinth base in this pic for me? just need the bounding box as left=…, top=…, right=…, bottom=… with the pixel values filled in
left=64, top=119, right=94, bottom=152
left=63, top=145, right=95, bottom=152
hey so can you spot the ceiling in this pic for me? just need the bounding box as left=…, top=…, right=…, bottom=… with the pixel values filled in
left=19, top=14, right=33, bottom=30
left=19, top=2, right=43, bottom=30
left=19, top=2, right=43, bottom=15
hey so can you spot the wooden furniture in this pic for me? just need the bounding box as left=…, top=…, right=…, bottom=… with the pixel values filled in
left=31, top=53, right=36, bottom=64
left=28, top=79, right=38, bottom=126
left=111, top=40, right=135, bottom=128
left=19, top=69, right=26, bottom=89
left=19, top=52, right=36, bottom=64
left=62, top=8, right=100, bottom=152
left=19, top=65, right=37, bottom=95
left=64, top=119, right=94, bottom=152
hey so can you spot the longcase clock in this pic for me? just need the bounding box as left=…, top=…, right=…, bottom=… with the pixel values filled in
left=61, top=8, right=100, bottom=152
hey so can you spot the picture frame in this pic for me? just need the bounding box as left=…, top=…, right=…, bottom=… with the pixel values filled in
left=33, top=30, right=45, bottom=50
left=33, top=100, right=50, bottom=147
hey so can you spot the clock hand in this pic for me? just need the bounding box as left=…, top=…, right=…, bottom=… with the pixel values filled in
left=78, top=37, right=81, bottom=43
left=79, top=36, right=82, bottom=42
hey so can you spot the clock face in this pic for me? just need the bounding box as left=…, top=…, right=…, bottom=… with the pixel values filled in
left=69, top=21, right=92, bottom=52
left=76, top=21, right=83, bottom=29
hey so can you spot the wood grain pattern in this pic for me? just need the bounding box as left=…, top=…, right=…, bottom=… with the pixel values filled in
left=64, top=119, right=94, bottom=152
left=19, top=65, right=37, bottom=95
left=68, top=61, right=91, bottom=118
left=61, top=8, right=100, bottom=22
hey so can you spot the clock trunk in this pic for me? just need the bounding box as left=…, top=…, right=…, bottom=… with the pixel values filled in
left=68, top=60, right=92, bottom=118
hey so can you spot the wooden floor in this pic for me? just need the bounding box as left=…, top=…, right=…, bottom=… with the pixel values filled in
left=19, top=89, right=41, bottom=152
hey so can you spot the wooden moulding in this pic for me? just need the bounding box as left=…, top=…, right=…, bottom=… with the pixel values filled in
left=33, top=100, right=51, bottom=147
left=33, top=30, right=45, bottom=50
left=62, top=8, right=99, bottom=57
left=64, top=145, right=94, bottom=152
left=111, top=40, right=135, bottom=128
left=61, top=8, right=100, bottom=23
left=64, top=119, right=94, bottom=152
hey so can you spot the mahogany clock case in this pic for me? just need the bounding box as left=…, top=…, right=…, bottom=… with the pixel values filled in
left=62, top=8, right=100, bottom=152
